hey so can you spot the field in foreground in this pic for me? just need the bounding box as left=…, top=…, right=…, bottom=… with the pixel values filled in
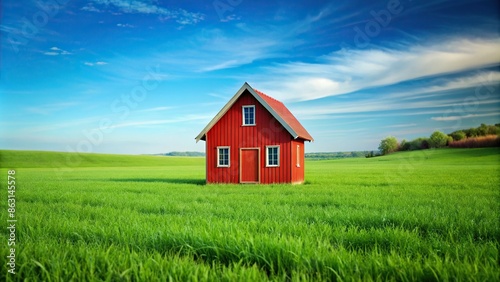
left=0, top=148, right=499, bottom=281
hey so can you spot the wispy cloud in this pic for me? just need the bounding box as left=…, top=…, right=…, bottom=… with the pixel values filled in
left=188, top=29, right=285, bottom=72
left=431, top=112, right=499, bottom=121
left=43, top=46, right=71, bottom=56
left=117, top=23, right=135, bottom=28
left=220, top=14, right=241, bottom=23
left=81, top=4, right=102, bottom=12
left=87, top=0, right=205, bottom=25
left=256, top=37, right=500, bottom=101
left=383, top=71, right=500, bottom=101
left=293, top=96, right=500, bottom=119
left=138, top=106, right=174, bottom=112
left=84, top=61, right=108, bottom=66
left=121, top=28, right=287, bottom=74
left=385, top=123, right=418, bottom=128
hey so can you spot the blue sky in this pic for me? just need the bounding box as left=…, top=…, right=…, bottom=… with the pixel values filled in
left=1, top=0, right=499, bottom=154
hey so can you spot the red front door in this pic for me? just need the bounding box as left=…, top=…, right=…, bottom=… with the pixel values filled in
left=240, top=148, right=259, bottom=183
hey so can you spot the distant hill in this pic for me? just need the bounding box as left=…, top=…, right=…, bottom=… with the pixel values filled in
left=156, top=151, right=371, bottom=159
left=162, top=151, right=205, bottom=157
left=154, top=151, right=372, bottom=159
left=305, top=151, right=374, bottom=160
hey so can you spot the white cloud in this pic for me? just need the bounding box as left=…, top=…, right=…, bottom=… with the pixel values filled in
left=43, top=46, right=71, bottom=56
left=256, top=37, right=500, bottom=101
left=220, top=14, right=241, bottom=23
left=414, top=71, right=500, bottom=97
left=292, top=96, right=500, bottom=120
left=192, top=30, right=283, bottom=72
left=117, top=23, right=135, bottom=28
left=43, top=51, right=59, bottom=56
left=286, top=74, right=500, bottom=123
left=139, top=106, right=174, bottom=112
left=81, top=4, right=102, bottom=12
left=431, top=112, right=499, bottom=121
left=89, top=0, right=204, bottom=25
left=84, top=61, right=108, bottom=66
left=385, top=123, right=418, bottom=128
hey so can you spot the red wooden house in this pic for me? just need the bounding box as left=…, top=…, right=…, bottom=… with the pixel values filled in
left=195, top=82, right=313, bottom=184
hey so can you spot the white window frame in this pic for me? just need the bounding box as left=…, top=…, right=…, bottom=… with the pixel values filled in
left=242, top=105, right=256, bottom=126
left=266, top=145, right=280, bottom=167
left=217, top=146, right=230, bottom=167
left=296, top=145, right=300, bottom=167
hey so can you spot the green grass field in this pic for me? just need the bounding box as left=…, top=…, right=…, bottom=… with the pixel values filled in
left=1, top=148, right=499, bottom=281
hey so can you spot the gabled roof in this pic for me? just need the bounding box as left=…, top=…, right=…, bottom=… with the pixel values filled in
left=195, top=82, right=313, bottom=142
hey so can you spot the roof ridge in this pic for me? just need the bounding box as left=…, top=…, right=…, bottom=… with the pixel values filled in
left=195, top=82, right=313, bottom=142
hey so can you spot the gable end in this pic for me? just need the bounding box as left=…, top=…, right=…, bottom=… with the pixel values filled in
left=195, top=82, right=313, bottom=142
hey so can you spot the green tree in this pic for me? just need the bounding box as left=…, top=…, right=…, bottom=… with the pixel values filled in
left=478, top=123, right=488, bottom=136
left=429, top=131, right=448, bottom=148
left=378, top=136, right=398, bottom=155
left=447, top=136, right=454, bottom=146
left=487, top=125, right=499, bottom=135
left=408, top=138, right=429, bottom=150
left=400, top=139, right=410, bottom=151
left=450, top=131, right=466, bottom=141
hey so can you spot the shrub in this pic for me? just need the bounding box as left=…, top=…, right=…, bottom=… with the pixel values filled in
left=378, top=136, right=398, bottom=155
left=408, top=138, right=429, bottom=150
left=365, top=151, right=376, bottom=158
left=447, top=136, right=453, bottom=146
left=448, top=135, right=500, bottom=148
left=450, top=131, right=466, bottom=141
left=429, top=131, right=448, bottom=148
left=399, top=139, right=411, bottom=151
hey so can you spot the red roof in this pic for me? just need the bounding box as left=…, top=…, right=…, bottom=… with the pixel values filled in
left=195, top=82, right=313, bottom=142
left=253, top=89, right=313, bottom=141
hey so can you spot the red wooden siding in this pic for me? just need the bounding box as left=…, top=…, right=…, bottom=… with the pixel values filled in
left=206, top=90, right=296, bottom=184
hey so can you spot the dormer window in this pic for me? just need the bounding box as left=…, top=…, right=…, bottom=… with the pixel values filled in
left=242, top=105, right=255, bottom=126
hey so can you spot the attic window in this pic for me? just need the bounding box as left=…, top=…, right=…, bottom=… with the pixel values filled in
left=242, top=105, right=255, bottom=126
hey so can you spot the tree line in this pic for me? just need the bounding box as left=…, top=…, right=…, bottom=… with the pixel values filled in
left=305, top=151, right=371, bottom=160
left=378, top=123, right=500, bottom=155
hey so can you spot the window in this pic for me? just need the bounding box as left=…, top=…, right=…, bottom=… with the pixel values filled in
left=266, top=146, right=280, bottom=167
left=296, top=145, right=300, bottom=167
left=242, top=105, right=255, bottom=125
left=217, top=147, right=230, bottom=167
